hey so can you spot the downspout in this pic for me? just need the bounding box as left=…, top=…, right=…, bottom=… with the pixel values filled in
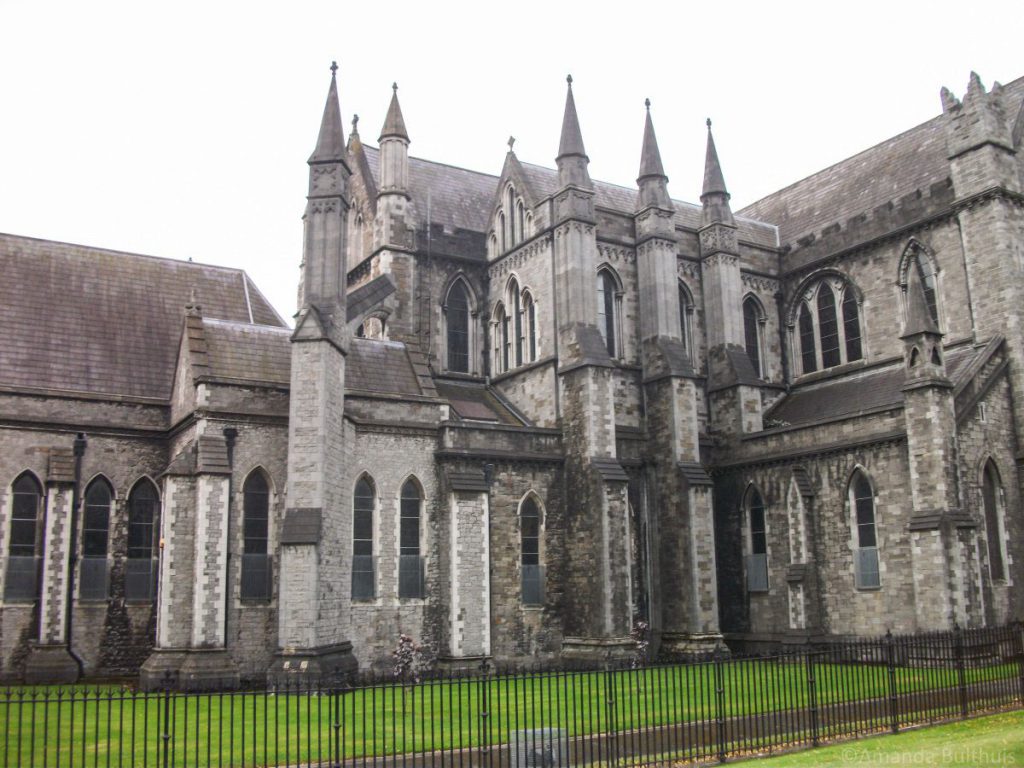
left=63, top=432, right=87, bottom=674
left=222, top=428, right=238, bottom=647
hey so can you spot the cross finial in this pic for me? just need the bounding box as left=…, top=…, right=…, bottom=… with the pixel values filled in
left=706, top=117, right=712, bottom=130
left=566, top=74, right=573, bottom=86
left=508, top=136, right=515, bottom=151
left=392, top=81, right=398, bottom=93
left=351, top=114, right=359, bottom=134
left=330, top=61, right=338, bottom=77
left=645, top=98, right=651, bottom=111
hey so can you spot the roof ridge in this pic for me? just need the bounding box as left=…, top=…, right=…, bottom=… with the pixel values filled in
left=362, top=143, right=500, bottom=181
left=202, top=317, right=291, bottom=332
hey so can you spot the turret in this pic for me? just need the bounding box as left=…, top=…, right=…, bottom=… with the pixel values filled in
left=378, top=83, right=410, bottom=195
left=556, top=75, right=593, bottom=192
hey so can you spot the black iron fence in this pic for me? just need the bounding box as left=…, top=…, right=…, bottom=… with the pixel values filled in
left=2, top=623, right=1022, bottom=767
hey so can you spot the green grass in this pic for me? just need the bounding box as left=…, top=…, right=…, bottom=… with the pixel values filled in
left=1, top=661, right=1020, bottom=767
left=728, top=709, right=1024, bottom=766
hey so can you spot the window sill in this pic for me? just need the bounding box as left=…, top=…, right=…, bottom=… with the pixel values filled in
left=239, top=597, right=273, bottom=605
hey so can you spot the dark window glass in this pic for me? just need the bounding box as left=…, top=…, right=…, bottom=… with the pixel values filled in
left=678, top=284, right=690, bottom=354
left=915, top=255, right=939, bottom=326
left=525, top=294, right=537, bottom=362
left=799, top=303, right=816, bottom=373
left=743, top=298, right=761, bottom=377
left=852, top=472, right=876, bottom=548
left=83, top=479, right=112, bottom=558
left=353, top=478, right=374, bottom=558
left=518, top=202, right=525, bottom=243
left=842, top=289, right=862, bottom=362
left=597, top=271, right=616, bottom=357
left=511, top=279, right=523, bottom=367
left=9, top=474, right=42, bottom=557
left=127, top=480, right=159, bottom=559
left=447, top=282, right=470, bottom=373
left=982, top=461, right=1006, bottom=581
left=817, top=285, right=840, bottom=368
left=243, top=472, right=269, bottom=556
left=521, top=498, right=543, bottom=605
left=748, top=489, right=767, bottom=555
left=508, top=188, right=516, bottom=245
left=400, top=481, right=421, bottom=558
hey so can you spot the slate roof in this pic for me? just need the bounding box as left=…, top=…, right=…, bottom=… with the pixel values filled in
left=202, top=320, right=291, bottom=385
left=359, top=147, right=778, bottom=252
left=765, top=345, right=978, bottom=427
left=0, top=233, right=284, bottom=400
left=738, top=76, right=1024, bottom=247
left=434, top=380, right=525, bottom=425
left=345, top=338, right=424, bottom=396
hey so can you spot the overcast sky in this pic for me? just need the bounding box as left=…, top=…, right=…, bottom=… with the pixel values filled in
left=1, top=0, right=1021, bottom=323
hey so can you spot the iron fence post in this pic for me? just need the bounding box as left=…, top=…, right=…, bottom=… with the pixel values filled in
left=479, top=657, right=491, bottom=765
left=953, top=622, right=968, bottom=718
left=805, top=650, right=819, bottom=747
left=713, top=644, right=726, bottom=763
left=332, top=666, right=342, bottom=768
left=884, top=629, right=899, bottom=733
left=1015, top=620, right=1024, bottom=705
left=605, top=654, right=618, bottom=768
left=160, top=670, right=173, bottom=768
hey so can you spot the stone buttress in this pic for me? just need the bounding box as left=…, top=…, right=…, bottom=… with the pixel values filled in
left=633, top=102, right=721, bottom=655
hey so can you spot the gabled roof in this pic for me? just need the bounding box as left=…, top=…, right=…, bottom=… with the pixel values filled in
left=201, top=319, right=291, bottom=386
left=0, top=233, right=284, bottom=401
left=738, top=75, right=1024, bottom=247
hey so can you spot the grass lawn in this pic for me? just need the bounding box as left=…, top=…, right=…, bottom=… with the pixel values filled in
left=728, top=709, right=1024, bottom=766
left=1, top=660, right=1020, bottom=766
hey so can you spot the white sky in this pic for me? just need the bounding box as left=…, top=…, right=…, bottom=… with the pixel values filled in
left=1, top=0, right=1021, bottom=324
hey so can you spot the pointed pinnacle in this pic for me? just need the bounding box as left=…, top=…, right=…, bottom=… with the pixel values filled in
left=903, top=258, right=939, bottom=337
left=701, top=119, right=728, bottom=198
left=309, top=65, right=345, bottom=162
left=557, top=75, right=586, bottom=159
left=330, top=61, right=338, bottom=77
left=638, top=100, right=666, bottom=180
left=379, top=81, right=409, bottom=142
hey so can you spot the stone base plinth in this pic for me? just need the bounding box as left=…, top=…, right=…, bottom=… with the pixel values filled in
left=24, top=644, right=81, bottom=684
left=660, top=632, right=726, bottom=659
left=560, top=636, right=635, bottom=664
left=267, top=642, right=357, bottom=688
left=140, top=648, right=240, bottom=691
left=436, top=654, right=491, bottom=674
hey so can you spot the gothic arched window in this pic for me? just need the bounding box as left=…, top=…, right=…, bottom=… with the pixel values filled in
left=509, top=277, right=523, bottom=367
left=597, top=269, right=618, bottom=358
left=5, top=473, right=43, bottom=601
left=982, top=460, right=1007, bottom=582
left=678, top=282, right=694, bottom=357
left=523, top=291, right=537, bottom=363
left=126, top=478, right=160, bottom=602
left=745, top=486, right=768, bottom=592
left=492, top=302, right=509, bottom=374
left=240, top=470, right=272, bottom=599
left=900, top=243, right=941, bottom=329
left=743, top=296, right=764, bottom=378
left=446, top=280, right=471, bottom=373
left=399, top=479, right=424, bottom=598
left=793, top=276, right=863, bottom=376
left=520, top=496, right=544, bottom=605
left=351, top=476, right=376, bottom=600
left=81, top=477, right=113, bottom=600
left=850, top=470, right=880, bottom=589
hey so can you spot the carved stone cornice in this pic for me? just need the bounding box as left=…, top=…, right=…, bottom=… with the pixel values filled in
left=597, top=243, right=635, bottom=265
left=487, top=234, right=553, bottom=280
left=699, top=223, right=738, bottom=257
left=677, top=259, right=701, bottom=280
left=701, top=251, right=740, bottom=269
left=741, top=273, right=780, bottom=294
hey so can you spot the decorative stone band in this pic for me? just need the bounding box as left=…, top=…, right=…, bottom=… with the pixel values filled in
left=280, top=508, right=323, bottom=545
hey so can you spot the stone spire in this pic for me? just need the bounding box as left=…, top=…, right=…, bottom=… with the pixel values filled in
left=378, top=82, right=410, bottom=195
left=556, top=75, right=592, bottom=189
left=700, top=119, right=734, bottom=227
left=309, top=61, right=345, bottom=163
left=902, top=264, right=940, bottom=338
left=637, top=99, right=672, bottom=210
left=378, top=82, right=409, bottom=142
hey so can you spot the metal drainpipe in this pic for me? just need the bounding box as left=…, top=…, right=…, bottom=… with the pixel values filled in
left=222, top=428, right=238, bottom=647
left=63, top=432, right=87, bottom=673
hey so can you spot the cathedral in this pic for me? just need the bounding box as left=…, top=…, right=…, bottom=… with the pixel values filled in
left=1, top=67, right=1022, bottom=687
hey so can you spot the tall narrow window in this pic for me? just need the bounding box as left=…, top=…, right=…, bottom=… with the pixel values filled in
left=498, top=213, right=506, bottom=253
left=798, top=303, right=816, bottom=374
left=446, top=281, right=470, bottom=373
left=510, top=278, right=523, bottom=367
left=597, top=270, right=617, bottom=358
left=817, top=285, right=840, bottom=369
left=851, top=471, right=880, bottom=588
left=241, top=471, right=272, bottom=599
left=524, top=292, right=537, bottom=362
left=679, top=283, right=692, bottom=356
left=521, top=497, right=544, bottom=605
left=126, top=479, right=159, bottom=602
left=518, top=202, right=525, bottom=244
left=5, top=473, right=42, bottom=601
left=352, top=477, right=376, bottom=600
left=842, top=289, right=862, bottom=362
left=982, top=461, right=1007, bottom=582
left=507, top=188, right=516, bottom=246
left=399, top=480, right=424, bottom=598
left=743, top=297, right=762, bottom=377
left=81, top=478, right=112, bottom=600
left=493, top=303, right=508, bottom=374
left=746, top=488, right=768, bottom=592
